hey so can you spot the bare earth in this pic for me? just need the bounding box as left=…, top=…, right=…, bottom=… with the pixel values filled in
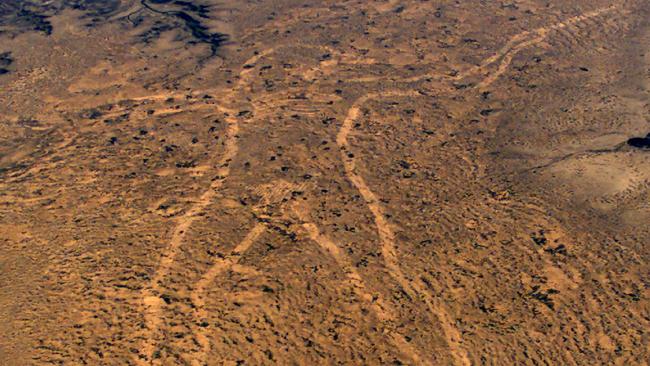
left=0, top=0, right=648, bottom=365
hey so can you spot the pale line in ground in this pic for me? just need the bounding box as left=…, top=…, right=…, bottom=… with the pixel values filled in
left=187, top=181, right=303, bottom=365
left=473, top=4, right=619, bottom=89
left=136, top=105, right=239, bottom=365
left=188, top=222, right=267, bottom=366
left=293, top=205, right=426, bottom=364
left=375, top=4, right=621, bottom=88
left=329, top=7, right=624, bottom=364
left=336, top=90, right=471, bottom=366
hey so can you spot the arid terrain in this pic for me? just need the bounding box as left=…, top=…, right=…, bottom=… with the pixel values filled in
left=0, top=0, right=648, bottom=365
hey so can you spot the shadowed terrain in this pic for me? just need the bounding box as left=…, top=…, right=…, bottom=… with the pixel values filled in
left=0, top=0, right=648, bottom=365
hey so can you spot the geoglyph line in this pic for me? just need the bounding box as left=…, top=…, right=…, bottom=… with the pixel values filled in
left=187, top=181, right=304, bottom=365
left=472, top=4, right=619, bottom=89
left=134, top=41, right=337, bottom=364
left=188, top=222, right=266, bottom=366
left=331, top=5, right=623, bottom=364
left=386, top=4, right=621, bottom=88
left=136, top=105, right=239, bottom=365
left=293, top=205, right=426, bottom=364
left=135, top=40, right=300, bottom=364
left=336, top=89, right=471, bottom=366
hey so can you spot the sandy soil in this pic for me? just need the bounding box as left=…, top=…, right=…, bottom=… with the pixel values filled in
left=0, top=0, right=648, bottom=365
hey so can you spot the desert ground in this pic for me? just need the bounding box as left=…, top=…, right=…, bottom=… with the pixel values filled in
left=0, top=0, right=648, bottom=365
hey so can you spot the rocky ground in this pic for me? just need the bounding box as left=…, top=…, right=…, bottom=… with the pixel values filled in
left=0, top=0, right=648, bottom=365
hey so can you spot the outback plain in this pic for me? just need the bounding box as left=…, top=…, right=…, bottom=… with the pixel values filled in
left=0, top=0, right=649, bottom=365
